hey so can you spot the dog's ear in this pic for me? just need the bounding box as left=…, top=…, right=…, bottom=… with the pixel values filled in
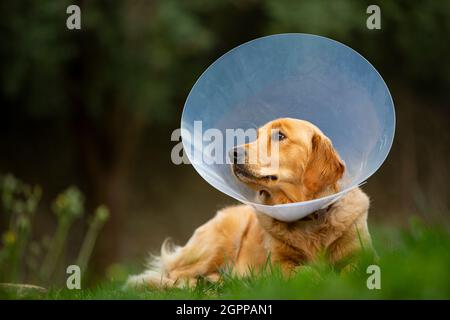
left=302, top=133, right=345, bottom=197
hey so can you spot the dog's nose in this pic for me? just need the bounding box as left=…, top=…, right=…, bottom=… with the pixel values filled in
left=229, top=146, right=246, bottom=164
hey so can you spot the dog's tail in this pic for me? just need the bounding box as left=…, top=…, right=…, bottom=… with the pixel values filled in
left=125, top=239, right=185, bottom=289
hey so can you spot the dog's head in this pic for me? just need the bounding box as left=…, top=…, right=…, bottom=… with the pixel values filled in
left=230, top=118, right=344, bottom=205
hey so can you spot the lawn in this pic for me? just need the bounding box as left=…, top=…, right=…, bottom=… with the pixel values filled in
left=1, top=219, right=450, bottom=300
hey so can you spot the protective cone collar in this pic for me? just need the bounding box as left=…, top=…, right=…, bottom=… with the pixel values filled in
left=181, top=33, right=395, bottom=222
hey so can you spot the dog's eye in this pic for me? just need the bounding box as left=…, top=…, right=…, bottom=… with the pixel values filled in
left=274, top=130, right=286, bottom=141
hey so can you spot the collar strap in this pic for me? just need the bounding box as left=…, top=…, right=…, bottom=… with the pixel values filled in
left=299, top=203, right=333, bottom=221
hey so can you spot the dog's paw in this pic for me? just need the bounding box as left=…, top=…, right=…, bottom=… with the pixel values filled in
left=124, top=270, right=176, bottom=290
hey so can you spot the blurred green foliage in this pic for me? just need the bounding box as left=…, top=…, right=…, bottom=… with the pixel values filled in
left=1, top=0, right=449, bottom=122
left=0, top=174, right=109, bottom=287
left=0, top=174, right=41, bottom=283
left=265, top=0, right=450, bottom=93
left=1, top=0, right=225, bottom=120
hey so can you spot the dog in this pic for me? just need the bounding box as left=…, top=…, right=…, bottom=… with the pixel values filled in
left=127, top=118, right=372, bottom=288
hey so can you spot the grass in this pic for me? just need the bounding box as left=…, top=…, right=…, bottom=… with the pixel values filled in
left=1, top=219, right=450, bottom=300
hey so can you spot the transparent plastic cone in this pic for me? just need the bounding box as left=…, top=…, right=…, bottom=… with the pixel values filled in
left=181, top=33, right=395, bottom=222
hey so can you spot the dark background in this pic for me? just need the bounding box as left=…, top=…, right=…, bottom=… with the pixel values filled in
left=1, top=0, right=449, bottom=282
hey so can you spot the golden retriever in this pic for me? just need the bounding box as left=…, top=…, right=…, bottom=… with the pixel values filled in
left=127, top=118, right=372, bottom=288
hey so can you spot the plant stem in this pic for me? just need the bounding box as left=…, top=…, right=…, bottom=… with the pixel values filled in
left=76, top=224, right=100, bottom=273
left=40, top=219, right=71, bottom=284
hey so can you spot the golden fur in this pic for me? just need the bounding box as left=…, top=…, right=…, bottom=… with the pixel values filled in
left=127, top=118, right=372, bottom=288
